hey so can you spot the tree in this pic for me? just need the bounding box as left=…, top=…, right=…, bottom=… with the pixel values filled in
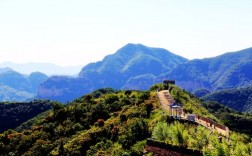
left=105, top=94, right=119, bottom=104
left=58, top=140, right=65, bottom=156
left=152, top=122, right=170, bottom=143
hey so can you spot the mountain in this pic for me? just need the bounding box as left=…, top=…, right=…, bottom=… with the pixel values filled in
left=0, top=85, right=35, bottom=101
left=122, top=74, right=156, bottom=90
left=0, top=68, right=32, bottom=92
left=193, top=88, right=211, bottom=98
left=203, top=85, right=252, bottom=113
left=0, top=62, right=83, bottom=76
left=0, top=100, right=52, bottom=133
left=1, top=84, right=252, bottom=155
left=38, top=76, right=94, bottom=102
left=202, top=101, right=252, bottom=135
left=78, top=43, right=188, bottom=88
left=38, top=43, right=188, bottom=102
left=38, top=45, right=252, bottom=103
left=0, top=68, right=48, bottom=101
left=158, top=47, right=252, bottom=91
left=28, top=72, right=49, bottom=92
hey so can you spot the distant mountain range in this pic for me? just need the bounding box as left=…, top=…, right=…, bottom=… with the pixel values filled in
left=38, top=44, right=252, bottom=103
left=0, top=62, right=83, bottom=76
left=160, top=47, right=252, bottom=91
left=203, top=85, right=252, bottom=113
left=38, top=43, right=188, bottom=102
left=0, top=68, right=48, bottom=101
left=1, top=43, right=252, bottom=104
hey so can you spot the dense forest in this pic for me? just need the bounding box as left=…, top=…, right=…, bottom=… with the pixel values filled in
left=203, top=85, right=252, bottom=113
left=203, top=101, right=252, bottom=136
left=0, top=100, right=53, bottom=132
left=0, top=85, right=252, bottom=155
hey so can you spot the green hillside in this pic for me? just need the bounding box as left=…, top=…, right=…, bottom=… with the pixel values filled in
left=38, top=43, right=188, bottom=102
left=0, top=100, right=53, bottom=133
left=0, top=85, right=252, bottom=155
left=203, top=85, right=252, bottom=113
left=203, top=101, right=252, bottom=135
left=162, top=48, right=252, bottom=91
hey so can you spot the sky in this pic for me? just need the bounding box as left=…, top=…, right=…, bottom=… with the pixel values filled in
left=0, top=0, right=252, bottom=66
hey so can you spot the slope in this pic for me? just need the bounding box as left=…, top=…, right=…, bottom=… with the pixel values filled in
left=38, top=43, right=188, bottom=102
left=203, top=85, right=252, bottom=113
left=0, top=100, right=53, bottom=132
left=158, top=47, right=252, bottom=91
left=2, top=84, right=252, bottom=155
left=0, top=68, right=48, bottom=101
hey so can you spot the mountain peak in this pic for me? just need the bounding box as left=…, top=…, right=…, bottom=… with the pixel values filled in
left=123, top=43, right=147, bottom=48
left=115, top=43, right=181, bottom=60
left=0, top=67, right=14, bottom=74
left=116, top=43, right=150, bottom=56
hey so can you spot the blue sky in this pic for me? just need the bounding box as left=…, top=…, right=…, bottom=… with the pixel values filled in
left=0, top=0, right=251, bottom=66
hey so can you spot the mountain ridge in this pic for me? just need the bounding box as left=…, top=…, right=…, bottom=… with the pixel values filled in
left=0, top=62, right=83, bottom=76
left=1, top=84, right=252, bottom=155
left=39, top=43, right=188, bottom=102
left=203, top=85, right=252, bottom=113
left=160, top=47, right=252, bottom=91
left=2, top=43, right=250, bottom=103
left=0, top=68, right=48, bottom=101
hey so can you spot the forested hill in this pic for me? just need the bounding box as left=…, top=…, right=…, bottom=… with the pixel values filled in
left=202, top=101, right=252, bottom=135
left=38, top=45, right=252, bottom=103
left=38, top=43, right=188, bottom=102
left=0, top=100, right=53, bottom=132
left=1, top=84, right=252, bottom=155
left=203, top=85, right=252, bottom=113
left=158, top=47, right=252, bottom=91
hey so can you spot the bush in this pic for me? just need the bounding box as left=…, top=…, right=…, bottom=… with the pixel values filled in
left=105, top=94, right=119, bottom=104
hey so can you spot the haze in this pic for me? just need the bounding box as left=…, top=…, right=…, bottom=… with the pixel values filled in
left=0, top=0, right=252, bottom=66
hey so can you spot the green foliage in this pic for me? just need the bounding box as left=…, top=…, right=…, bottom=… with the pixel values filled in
left=170, top=85, right=217, bottom=120
left=193, top=88, right=211, bottom=98
left=119, top=118, right=149, bottom=149
left=138, top=91, right=150, bottom=102
left=105, top=94, right=119, bottom=104
left=0, top=100, right=53, bottom=132
left=203, top=101, right=252, bottom=136
left=203, top=85, right=252, bottom=113
left=1, top=84, right=252, bottom=155
left=152, top=122, right=170, bottom=143
left=91, top=88, right=118, bottom=98
left=152, top=121, right=191, bottom=147
left=152, top=121, right=252, bottom=156
left=16, top=110, right=51, bottom=132
left=131, top=140, right=146, bottom=155
left=168, top=48, right=252, bottom=92
left=0, top=89, right=157, bottom=155
left=86, top=140, right=113, bottom=156
left=150, top=83, right=165, bottom=91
